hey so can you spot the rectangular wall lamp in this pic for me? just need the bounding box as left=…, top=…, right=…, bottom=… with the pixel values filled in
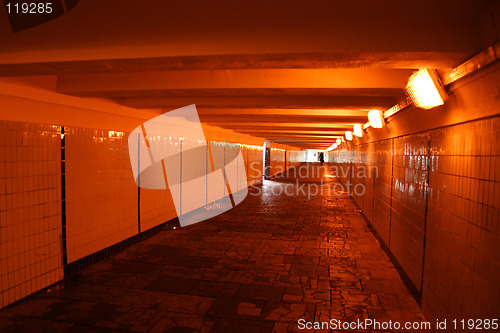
left=353, top=124, right=363, bottom=137
left=368, top=109, right=384, bottom=128
left=405, top=69, right=448, bottom=109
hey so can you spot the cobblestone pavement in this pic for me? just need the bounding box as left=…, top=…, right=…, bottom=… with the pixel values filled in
left=0, top=164, right=427, bottom=332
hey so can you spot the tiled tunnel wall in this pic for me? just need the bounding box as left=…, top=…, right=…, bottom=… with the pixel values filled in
left=326, top=115, right=500, bottom=323
left=0, top=122, right=63, bottom=310
left=272, top=149, right=306, bottom=177
left=288, top=150, right=306, bottom=167
left=270, top=148, right=285, bottom=178
left=65, top=127, right=138, bottom=263
left=0, top=118, right=304, bottom=308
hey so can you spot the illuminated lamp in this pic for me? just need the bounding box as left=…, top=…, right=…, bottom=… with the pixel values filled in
left=345, top=131, right=353, bottom=141
left=405, top=69, right=447, bottom=109
left=325, top=142, right=338, bottom=152
left=368, top=109, right=385, bottom=128
left=336, top=138, right=341, bottom=145
left=353, top=124, right=363, bottom=137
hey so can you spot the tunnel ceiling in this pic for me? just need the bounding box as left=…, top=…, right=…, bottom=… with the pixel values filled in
left=0, top=0, right=494, bottom=149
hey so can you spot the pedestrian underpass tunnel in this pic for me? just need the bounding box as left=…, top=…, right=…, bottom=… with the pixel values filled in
left=0, top=1, right=499, bottom=331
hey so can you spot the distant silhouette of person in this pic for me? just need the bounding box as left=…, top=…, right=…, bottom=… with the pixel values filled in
left=319, top=152, right=324, bottom=165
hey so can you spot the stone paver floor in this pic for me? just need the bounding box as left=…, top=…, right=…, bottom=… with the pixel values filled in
left=0, top=164, right=427, bottom=332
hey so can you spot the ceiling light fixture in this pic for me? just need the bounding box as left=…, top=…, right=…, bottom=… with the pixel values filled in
left=345, top=131, right=353, bottom=141
left=336, top=138, right=341, bottom=145
left=325, top=142, right=338, bottom=151
left=368, top=109, right=384, bottom=128
left=353, top=124, right=363, bottom=137
left=405, top=69, right=447, bottom=109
